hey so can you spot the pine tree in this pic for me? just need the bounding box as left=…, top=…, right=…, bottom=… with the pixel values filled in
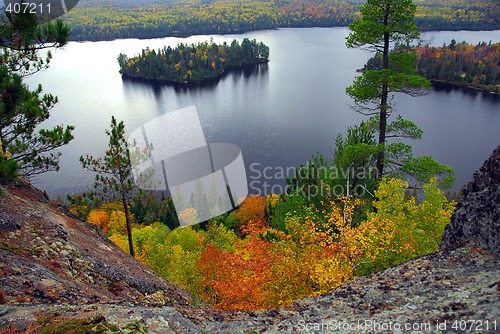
left=80, top=117, right=135, bottom=257
left=345, top=0, right=428, bottom=178
left=0, top=12, right=73, bottom=178
left=345, top=0, right=455, bottom=188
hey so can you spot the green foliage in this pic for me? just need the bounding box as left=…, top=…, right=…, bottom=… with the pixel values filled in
left=80, top=117, right=133, bottom=202
left=133, top=224, right=204, bottom=298
left=158, top=196, right=180, bottom=229
left=346, top=0, right=419, bottom=50
left=335, top=115, right=455, bottom=189
left=118, top=38, right=269, bottom=84
left=0, top=13, right=73, bottom=179
left=203, top=221, right=238, bottom=252
left=0, top=151, right=17, bottom=181
left=334, top=120, right=379, bottom=195
left=130, top=193, right=180, bottom=228
left=0, top=68, right=74, bottom=176
left=385, top=113, right=423, bottom=139
left=345, top=0, right=454, bottom=188
left=80, top=116, right=136, bottom=256
left=346, top=60, right=430, bottom=112
left=287, top=153, right=334, bottom=200
left=358, top=177, right=456, bottom=275
left=210, top=211, right=239, bottom=232
left=400, top=155, right=456, bottom=189
left=346, top=0, right=430, bottom=177
left=67, top=194, right=91, bottom=219
left=270, top=190, right=310, bottom=233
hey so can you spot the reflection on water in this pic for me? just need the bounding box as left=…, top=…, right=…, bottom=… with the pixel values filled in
left=121, top=63, right=269, bottom=95
left=431, top=81, right=500, bottom=100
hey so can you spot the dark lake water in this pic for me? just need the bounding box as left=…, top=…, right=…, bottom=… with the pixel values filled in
left=27, top=28, right=500, bottom=198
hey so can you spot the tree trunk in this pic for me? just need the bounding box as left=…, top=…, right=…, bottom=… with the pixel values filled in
left=376, top=7, right=391, bottom=179
left=122, top=193, right=135, bottom=257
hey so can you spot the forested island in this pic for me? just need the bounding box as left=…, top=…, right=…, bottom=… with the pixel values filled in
left=118, top=38, right=269, bottom=84
left=416, top=41, right=500, bottom=93
left=64, top=0, right=500, bottom=41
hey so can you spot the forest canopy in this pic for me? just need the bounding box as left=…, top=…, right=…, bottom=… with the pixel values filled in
left=64, top=0, right=500, bottom=41
left=416, top=41, right=500, bottom=93
left=118, top=38, right=269, bottom=84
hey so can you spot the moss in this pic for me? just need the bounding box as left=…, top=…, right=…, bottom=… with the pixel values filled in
left=123, top=321, right=148, bottom=333
left=0, top=241, right=22, bottom=255
left=36, top=315, right=147, bottom=334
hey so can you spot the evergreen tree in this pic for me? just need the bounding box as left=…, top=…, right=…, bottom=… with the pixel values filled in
left=334, top=120, right=379, bottom=196
left=346, top=0, right=428, bottom=177
left=80, top=117, right=135, bottom=257
left=0, top=12, right=73, bottom=178
left=345, top=0, right=454, bottom=188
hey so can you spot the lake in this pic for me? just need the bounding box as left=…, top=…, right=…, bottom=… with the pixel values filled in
left=27, top=28, right=500, bottom=198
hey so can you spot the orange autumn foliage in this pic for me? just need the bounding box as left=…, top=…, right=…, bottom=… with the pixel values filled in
left=240, top=217, right=269, bottom=235
left=87, top=209, right=110, bottom=233
left=199, top=196, right=390, bottom=309
left=231, top=195, right=266, bottom=223
left=106, top=178, right=453, bottom=311
left=230, top=195, right=268, bottom=235
left=198, top=237, right=274, bottom=310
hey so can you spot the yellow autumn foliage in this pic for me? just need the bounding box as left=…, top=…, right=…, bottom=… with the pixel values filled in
left=108, top=210, right=127, bottom=235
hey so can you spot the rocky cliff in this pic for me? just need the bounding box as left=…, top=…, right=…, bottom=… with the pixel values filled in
left=440, top=146, right=500, bottom=256
left=0, top=147, right=499, bottom=333
left=0, top=179, right=193, bottom=306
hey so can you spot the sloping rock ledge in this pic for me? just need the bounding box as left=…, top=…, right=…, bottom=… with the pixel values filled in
left=1, top=244, right=498, bottom=333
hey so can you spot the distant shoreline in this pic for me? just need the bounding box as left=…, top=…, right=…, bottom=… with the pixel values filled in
left=431, top=80, right=500, bottom=95
left=120, top=60, right=269, bottom=86
left=68, top=26, right=500, bottom=43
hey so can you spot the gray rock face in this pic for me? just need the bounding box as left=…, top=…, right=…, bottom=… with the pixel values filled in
left=440, top=146, right=500, bottom=256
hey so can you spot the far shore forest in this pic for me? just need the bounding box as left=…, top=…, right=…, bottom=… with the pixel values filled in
left=416, top=41, right=500, bottom=93
left=361, top=41, right=500, bottom=94
left=64, top=0, right=500, bottom=41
